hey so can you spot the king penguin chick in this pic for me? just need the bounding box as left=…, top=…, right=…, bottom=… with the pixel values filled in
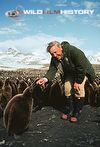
left=17, top=79, right=28, bottom=94
left=3, top=85, right=33, bottom=138
left=2, top=78, right=12, bottom=102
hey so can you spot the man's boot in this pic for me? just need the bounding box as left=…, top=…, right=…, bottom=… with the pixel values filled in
left=61, top=95, right=74, bottom=120
left=70, top=97, right=84, bottom=123
left=74, top=97, right=84, bottom=114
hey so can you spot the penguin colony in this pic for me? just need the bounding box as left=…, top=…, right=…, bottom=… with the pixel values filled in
left=0, top=71, right=100, bottom=138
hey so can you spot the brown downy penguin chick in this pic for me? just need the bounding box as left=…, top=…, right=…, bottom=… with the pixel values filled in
left=1, top=78, right=12, bottom=110
left=0, top=79, right=3, bottom=101
left=9, top=80, right=18, bottom=97
left=17, top=79, right=28, bottom=94
left=3, top=85, right=33, bottom=138
left=0, top=79, right=3, bottom=92
left=0, top=79, right=4, bottom=118
left=0, top=104, right=3, bottom=119
left=2, top=78, right=12, bottom=101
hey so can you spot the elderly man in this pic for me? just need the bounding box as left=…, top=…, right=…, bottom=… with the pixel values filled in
left=36, top=41, right=95, bottom=122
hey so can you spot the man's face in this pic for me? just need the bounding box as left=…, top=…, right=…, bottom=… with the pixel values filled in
left=49, top=45, right=62, bottom=60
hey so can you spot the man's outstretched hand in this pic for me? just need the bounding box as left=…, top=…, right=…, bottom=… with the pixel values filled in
left=36, top=78, right=48, bottom=87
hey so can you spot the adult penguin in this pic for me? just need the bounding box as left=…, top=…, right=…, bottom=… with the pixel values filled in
left=3, top=85, right=33, bottom=138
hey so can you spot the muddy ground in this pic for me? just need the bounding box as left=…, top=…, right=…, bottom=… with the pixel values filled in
left=0, top=105, right=100, bottom=147
left=0, top=69, right=100, bottom=147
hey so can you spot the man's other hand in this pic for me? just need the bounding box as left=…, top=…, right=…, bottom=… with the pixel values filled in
left=74, top=82, right=80, bottom=91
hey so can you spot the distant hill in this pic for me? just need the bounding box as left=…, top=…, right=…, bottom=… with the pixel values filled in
left=92, top=64, right=100, bottom=74
left=87, top=53, right=100, bottom=64
left=0, top=47, right=100, bottom=71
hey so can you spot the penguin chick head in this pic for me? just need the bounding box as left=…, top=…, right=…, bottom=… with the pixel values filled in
left=23, top=86, right=33, bottom=98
